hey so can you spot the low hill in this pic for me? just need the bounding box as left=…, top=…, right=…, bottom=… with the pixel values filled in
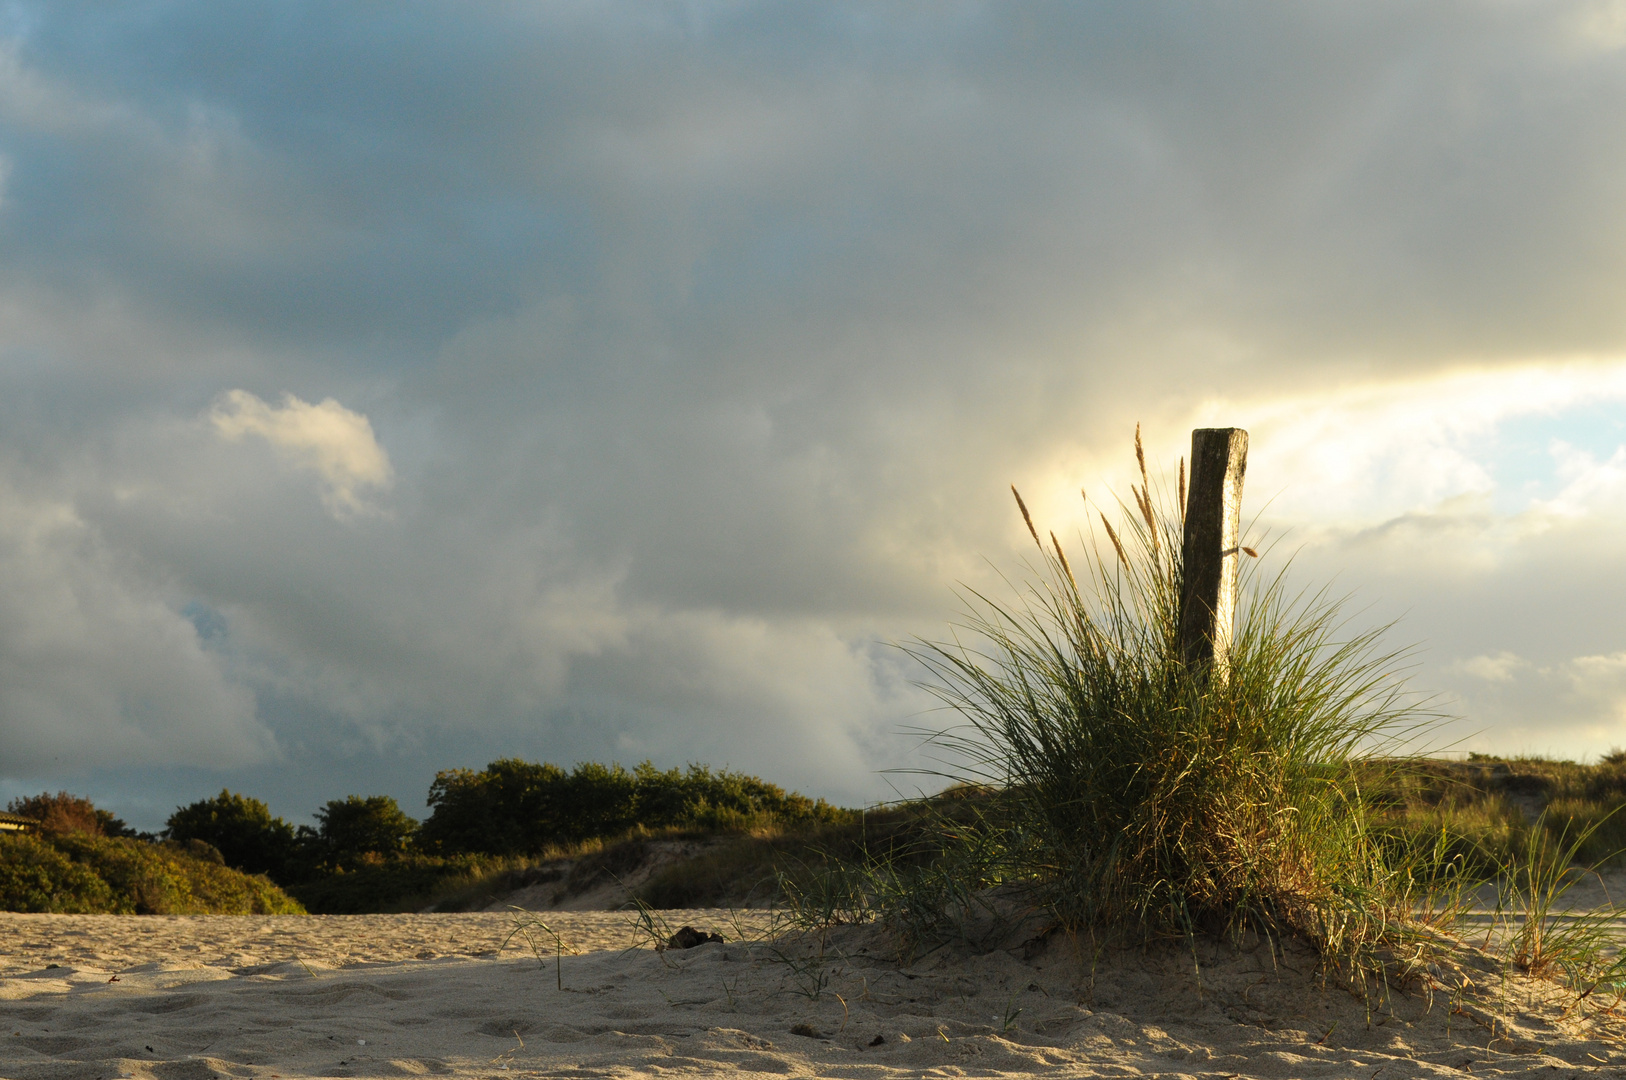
left=160, top=759, right=859, bottom=914
left=1359, top=753, right=1626, bottom=869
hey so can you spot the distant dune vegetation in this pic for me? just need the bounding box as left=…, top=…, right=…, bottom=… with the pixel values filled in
left=0, top=793, right=302, bottom=914
left=8, top=754, right=1626, bottom=917
left=1, top=760, right=853, bottom=915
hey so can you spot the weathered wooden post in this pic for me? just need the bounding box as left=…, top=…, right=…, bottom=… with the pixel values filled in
left=1179, top=427, right=1248, bottom=681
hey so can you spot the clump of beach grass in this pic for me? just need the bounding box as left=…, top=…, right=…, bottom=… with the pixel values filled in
left=1495, top=809, right=1626, bottom=995
left=887, top=431, right=1451, bottom=974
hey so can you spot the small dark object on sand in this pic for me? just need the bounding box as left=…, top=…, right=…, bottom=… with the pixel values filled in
left=666, top=926, right=724, bottom=950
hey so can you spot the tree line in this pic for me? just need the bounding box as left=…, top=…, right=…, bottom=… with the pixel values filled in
left=159, top=758, right=849, bottom=886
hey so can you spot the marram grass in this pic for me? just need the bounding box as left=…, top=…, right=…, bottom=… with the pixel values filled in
left=888, top=436, right=1452, bottom=969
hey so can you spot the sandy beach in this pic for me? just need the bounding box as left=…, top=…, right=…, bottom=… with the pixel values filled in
left=4, top=908, right=1626, bottom=1079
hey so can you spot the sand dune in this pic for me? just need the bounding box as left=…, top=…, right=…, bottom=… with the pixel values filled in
left=4, top=909, right=1626, bottom=1078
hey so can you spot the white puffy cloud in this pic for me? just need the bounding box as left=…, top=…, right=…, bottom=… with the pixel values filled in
left=1453, top=652, right=1527, bottom=685
left=1540, top=442, right=1626, bottom=519
left=209, top=390, right=393, bottom=518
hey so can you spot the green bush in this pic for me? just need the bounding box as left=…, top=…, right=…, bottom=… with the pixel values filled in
left=0, top=833, right=117, bottom=912
left=418, top=759, right=567, bottom=856
left=286, top=853, right=490, bottom=914
left=0, top=831, right=304, bottom=914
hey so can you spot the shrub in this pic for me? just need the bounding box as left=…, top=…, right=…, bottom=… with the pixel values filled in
left=0, top=831, right=303, bottom=914
left=0, top=832, right=116, bottom=912
left=49, top=833, right=305, bottom=914
left=898, top=436, right=1430, bottom=957
left=286, top=852, right=489, bottom=914
left=418, top=759, right=569, bottom=855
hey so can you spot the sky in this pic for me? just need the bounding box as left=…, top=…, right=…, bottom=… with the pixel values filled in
left=3, top=2, right=1626, bottom=831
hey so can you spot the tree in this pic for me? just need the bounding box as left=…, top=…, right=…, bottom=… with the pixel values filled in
left=164, top=790, right=298, bottom=877
left=313, top=795, right=417, bottom=867
left=417, top=757, right=845, bottom=856
left=7, top=792, right=135, bottom=838
left=419, top=759, right=569, bottom=855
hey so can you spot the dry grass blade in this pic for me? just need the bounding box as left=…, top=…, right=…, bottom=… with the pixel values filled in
left=1134, top=485, right=1158, bottom=552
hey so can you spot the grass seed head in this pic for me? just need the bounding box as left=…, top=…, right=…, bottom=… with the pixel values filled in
left=1050, top=530, right=1077, bottom=588
left=1011, top=485, right=1041, bottom=548
left=1099, top=512, right=1128, bottom=569
left=1178, top=457, right=1186, bottom=524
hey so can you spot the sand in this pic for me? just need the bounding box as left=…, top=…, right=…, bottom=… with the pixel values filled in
left=4, top=908, right=1626, bottom=1079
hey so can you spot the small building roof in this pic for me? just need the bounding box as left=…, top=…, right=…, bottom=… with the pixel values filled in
left=0, top=810, right=40, bottom=832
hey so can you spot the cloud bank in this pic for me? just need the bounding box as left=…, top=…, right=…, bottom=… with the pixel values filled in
left=0, top=3, right=1625, bottom=826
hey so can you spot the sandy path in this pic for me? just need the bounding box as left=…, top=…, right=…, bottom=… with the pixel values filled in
left=4, top=910, right=1626, bottom=1079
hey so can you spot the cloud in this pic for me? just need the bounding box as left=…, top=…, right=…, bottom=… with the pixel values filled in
left=565, top=607, right=930, bottom=802
left=0, top=36, right=124, bottom=134
left=209, top=390, right=393, bottom=518
left=0, top=473, right=271, bottom=775
left=1431, top=649, right=1626, bottom=760
left=1570, top=651, right=1626, bottom=708
left=1540, top=442, right=1626, bottom=519
left=1191, top=360, right=1626, bottom=528
left=1050, top=364, right=1626, bottom=763
left=1454, top=652, right=1528, bottom=685
left=4, top=4, right=1626, bottom=824
left=1570, top=0, right=1626, bottom=51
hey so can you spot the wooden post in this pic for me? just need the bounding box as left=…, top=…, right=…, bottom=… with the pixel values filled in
left=1180, top=427, right=1248, bottom=680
